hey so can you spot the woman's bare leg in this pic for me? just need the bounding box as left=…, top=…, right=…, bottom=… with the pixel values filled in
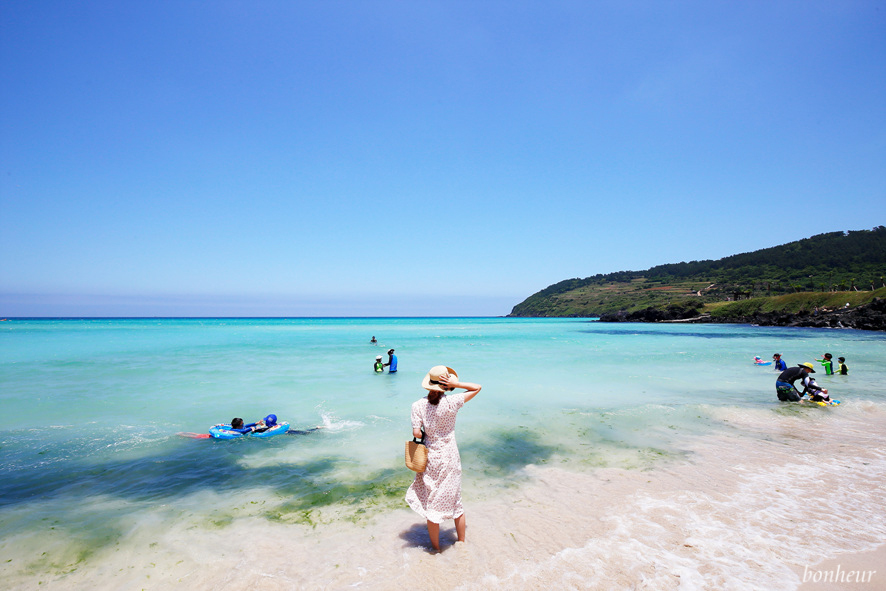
left=454, top=513, right=466, bottom=542
left=426, top=520, right=440, bottom=551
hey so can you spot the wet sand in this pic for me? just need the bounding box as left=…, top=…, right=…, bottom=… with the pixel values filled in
left=796, top=546, right=885, bottom=591
left=8, top=403, right=884, bottom=590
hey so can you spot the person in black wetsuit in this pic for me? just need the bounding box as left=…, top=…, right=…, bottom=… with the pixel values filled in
left=775, top=363, right=819, bottom=402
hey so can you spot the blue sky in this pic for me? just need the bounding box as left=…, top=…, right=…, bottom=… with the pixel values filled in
left=1, top=1, right=884, bottom=316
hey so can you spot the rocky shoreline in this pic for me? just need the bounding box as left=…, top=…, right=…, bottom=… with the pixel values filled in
left=597, top=298, right=886, bottom=332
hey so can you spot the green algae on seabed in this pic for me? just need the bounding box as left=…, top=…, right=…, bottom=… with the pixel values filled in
left=264, top=468, right=415, bottom=526
left=466, top=426, right=559, bottom=480
left=23, top=543, right=96, bottom=577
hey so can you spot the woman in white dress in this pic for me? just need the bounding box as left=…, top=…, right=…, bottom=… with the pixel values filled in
left=405, top=365, right=481, bottom=551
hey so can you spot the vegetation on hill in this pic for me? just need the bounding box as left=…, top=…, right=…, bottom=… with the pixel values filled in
left=509, top=226, right=886, bottom=317
left=708, top=288, right=886, bottom=319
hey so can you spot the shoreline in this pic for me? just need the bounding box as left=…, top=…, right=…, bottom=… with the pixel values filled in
left=5, top=403, right=884, bottom=590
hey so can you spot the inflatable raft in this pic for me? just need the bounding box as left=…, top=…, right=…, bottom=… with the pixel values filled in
left=209, top=422, right=290, bottom=439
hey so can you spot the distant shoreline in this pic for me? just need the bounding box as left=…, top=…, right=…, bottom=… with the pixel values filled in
left=597, top=296, right=886, bottom=332
left=0, top=315, right=514, bottom=320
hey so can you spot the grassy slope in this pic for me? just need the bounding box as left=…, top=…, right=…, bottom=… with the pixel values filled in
left=515, top=280, right=886, bottom=318
left=707, top=287, right=886, bottom=318
left=525, top=278, right=710, bottom=317
left=509, top=227, right=886, bottom=317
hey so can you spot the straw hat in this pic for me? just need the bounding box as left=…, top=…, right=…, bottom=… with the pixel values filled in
left=422, top=365, right=458, bottom=391
left=798, top=362, right=816, bottom=372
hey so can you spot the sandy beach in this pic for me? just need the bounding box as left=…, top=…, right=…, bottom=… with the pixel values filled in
left=797, top=547, right=885, bottom=591
left=3, top=319, right=885, bottom=590
left=7, top=401, right=883, bottom=590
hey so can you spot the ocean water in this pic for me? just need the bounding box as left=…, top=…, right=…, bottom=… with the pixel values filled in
left=1, top=318, right=884, bottom=590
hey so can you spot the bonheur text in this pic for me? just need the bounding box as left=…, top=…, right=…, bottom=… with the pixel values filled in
left=803, top=565, right=876, bottom=584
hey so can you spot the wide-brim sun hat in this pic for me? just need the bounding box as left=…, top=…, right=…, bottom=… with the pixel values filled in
left=798, top=362, right=816, bottom=372
left=422, top=365, right=458, bottom=391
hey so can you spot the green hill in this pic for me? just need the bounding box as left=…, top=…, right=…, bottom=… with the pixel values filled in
left=508, top=226, right=886, bottom=317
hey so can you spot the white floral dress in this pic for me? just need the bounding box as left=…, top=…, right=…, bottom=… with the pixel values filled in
left=405, top=392, right=466, bottom=523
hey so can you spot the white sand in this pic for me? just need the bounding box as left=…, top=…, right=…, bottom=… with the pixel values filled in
left=5, top=404, right=885, bottom=590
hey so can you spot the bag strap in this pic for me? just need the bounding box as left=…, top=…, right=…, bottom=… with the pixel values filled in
left=413, top=428, right=425, bottom=445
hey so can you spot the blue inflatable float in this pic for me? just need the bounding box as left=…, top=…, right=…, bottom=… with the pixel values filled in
left=208, top=414, right=289, bottom=439
left=209, top=422, right=289, bottom=439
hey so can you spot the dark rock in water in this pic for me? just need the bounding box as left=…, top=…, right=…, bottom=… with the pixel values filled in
left=755, top=298, right=886, bottom=331
left=598, top=302, right=705, bottom=323
left=598, top=298, right=886, bottom=332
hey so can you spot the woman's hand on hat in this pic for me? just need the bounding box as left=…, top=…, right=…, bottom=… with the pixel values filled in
left=436, top=373, right=457, bottom=390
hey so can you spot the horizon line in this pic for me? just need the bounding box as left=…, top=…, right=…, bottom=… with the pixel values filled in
left=0, top=315, right=544, bottom=320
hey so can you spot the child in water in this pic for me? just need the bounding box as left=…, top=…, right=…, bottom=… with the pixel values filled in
left=816, top=353, right=835, bottom=375
left=836, top=356, right=849, bottom=375
left=802, top=375, right=831, bottom=403
left=374, top=355, right=384, bottom=373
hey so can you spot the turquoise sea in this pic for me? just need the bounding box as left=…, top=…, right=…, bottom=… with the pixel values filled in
left=2, top=318, right=885, bottom=589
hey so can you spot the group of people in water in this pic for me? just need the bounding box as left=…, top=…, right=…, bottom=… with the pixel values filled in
left=771, top=352, right=848, bottom=403
left=371, top=337, right=398, bottom=373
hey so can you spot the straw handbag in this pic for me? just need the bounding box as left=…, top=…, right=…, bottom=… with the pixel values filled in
left=405, top=434, right=427, bottom=472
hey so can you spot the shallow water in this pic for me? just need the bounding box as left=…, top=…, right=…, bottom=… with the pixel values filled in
left=1, top=318, right=884, bottom=589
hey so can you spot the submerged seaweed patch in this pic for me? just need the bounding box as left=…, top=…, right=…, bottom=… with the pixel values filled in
left=464, top=427, right=559, bottom=479
left=22, top=537, right=105, bottom=578
left=263, top=468, right=414, bottom=526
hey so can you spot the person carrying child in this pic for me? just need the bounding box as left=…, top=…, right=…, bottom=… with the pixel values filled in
left=775, top=362, right=820, bottom=402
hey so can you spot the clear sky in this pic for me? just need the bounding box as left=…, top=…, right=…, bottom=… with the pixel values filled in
left=1, top=1, right=884, bottom=317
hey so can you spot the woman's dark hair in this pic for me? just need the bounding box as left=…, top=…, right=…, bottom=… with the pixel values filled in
left=427, top=390, right=443, bottom=405
left=231, top=417, right=244, bottom=429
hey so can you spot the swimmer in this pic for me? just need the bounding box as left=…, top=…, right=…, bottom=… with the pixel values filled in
left=374, top=355, right=384, bottom=373
left=229, top=414, right=278, bottom=434
left=772, top=353, right=787, bottom=371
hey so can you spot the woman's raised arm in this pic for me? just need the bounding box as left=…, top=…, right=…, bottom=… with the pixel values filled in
left=460, top=383, right=482, bottom=403
left=437, top=374, right=482, bottom=403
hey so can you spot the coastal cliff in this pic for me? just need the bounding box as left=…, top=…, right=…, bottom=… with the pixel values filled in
left=598, top=296, right=886, bottom=332
left=509, top=227, right=886, bottom=331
